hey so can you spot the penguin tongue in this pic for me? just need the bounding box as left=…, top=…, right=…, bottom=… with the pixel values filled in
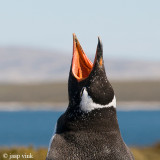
left=72, top=33, right=93, bottom=82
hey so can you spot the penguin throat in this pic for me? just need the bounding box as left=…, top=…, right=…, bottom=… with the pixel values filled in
left=80, top=88, right=116, bottom=112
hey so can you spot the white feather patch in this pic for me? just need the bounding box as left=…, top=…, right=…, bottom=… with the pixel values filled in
left=80, top=88, right=116, bottom=112
left=47, top=123, right=57, bottom=156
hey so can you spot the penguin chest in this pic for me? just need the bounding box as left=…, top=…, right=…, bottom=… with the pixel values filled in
left=47, top=131, right=133, bottom=160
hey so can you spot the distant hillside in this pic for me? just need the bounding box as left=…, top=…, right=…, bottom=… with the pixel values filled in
left=0, top=47, right=160, bottom=82
left=0, top=81, right=160, bottom=104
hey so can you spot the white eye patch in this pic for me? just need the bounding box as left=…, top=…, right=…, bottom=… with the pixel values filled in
left=80, top=88, right=116, bottom=112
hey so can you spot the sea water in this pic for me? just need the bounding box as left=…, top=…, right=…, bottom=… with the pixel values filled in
left=0, top=110, right=160, bottom=147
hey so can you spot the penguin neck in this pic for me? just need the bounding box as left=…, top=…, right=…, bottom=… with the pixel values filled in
left=89, top=107, right=120, bottom=133
left=63, top=106, right=120, bottom=134
left=63, top=87, right=119, bottom=134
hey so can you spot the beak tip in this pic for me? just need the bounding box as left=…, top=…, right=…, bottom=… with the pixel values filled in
left=98, top=36, right=101, bottom=42
left=96, top=36, right=103, bottom=60
left=73, top=33, right=76, bottom=37
left=97, top=36, right=103, bottom=50
left=73, top=33, right=77, bottom=42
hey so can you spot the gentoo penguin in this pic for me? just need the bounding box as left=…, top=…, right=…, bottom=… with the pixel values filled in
left=46, top=34, right=134, bottom=160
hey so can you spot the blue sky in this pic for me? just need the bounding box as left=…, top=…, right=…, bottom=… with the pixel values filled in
left=0, top=0, right=160, bottom=61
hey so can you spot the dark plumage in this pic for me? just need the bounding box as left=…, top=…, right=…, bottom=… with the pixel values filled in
left=46, top=34, right=134, bottom=160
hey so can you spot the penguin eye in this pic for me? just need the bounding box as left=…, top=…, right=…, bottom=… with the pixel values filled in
left=80, top=87, right=85, bottom=97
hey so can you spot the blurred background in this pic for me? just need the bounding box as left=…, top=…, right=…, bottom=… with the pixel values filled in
left=0, top=0, right=160, bottom=160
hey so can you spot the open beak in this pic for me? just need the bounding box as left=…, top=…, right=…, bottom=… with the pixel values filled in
left=72, top=33, right=93, bottom=82
left=72, top=34, right=104, bottom=82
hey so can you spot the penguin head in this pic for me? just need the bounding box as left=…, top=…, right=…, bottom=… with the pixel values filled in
left=68, top=34, right=116, bottom=112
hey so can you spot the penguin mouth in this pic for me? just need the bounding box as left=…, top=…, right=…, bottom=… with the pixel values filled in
left=72, top=34, right=93, bottom=82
